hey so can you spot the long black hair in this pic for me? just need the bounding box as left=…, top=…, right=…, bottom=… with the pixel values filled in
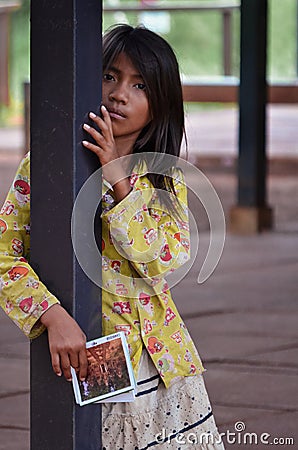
left=103, top=24, right=187, bottom=219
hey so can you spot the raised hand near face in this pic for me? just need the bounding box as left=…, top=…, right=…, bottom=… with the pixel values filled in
left=82, top=105, right=127, bottom=186
left=82, top=105, right=133, bottom=203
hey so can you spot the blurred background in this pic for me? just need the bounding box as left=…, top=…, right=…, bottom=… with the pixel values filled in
left=0, top=1, right=298, bottom=449
left=0, top=0, right=297, bottom=124
left=0, top=0, right=297, bottom=231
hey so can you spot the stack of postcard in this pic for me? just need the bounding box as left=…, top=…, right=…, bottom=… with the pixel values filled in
left=71, top=332, right=137, bottom=406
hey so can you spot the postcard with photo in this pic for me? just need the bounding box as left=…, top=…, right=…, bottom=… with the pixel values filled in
left=71, top=332, right=137, bottom=406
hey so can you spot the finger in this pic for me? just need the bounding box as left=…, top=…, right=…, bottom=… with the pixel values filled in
left=60, top=352, right=72, bottom=381
left=78, top=348, right=88, bottom=381
left=50, top=349, right=62, bottom=377
left=83, top=123, right=106, bottom=145
left=88, top=112, right=109, bottom=134
left=101, top=105, right=114, bottom=141
left=69, top=352, right=80, bottom=374
left=89, top=107, right=113, bottom=141
left=82, top=140, right=102, bottom=157
left=101, top=104, right=112, bottom=127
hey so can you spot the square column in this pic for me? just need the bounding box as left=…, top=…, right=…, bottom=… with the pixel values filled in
left=230, top=0, right=273, bottom=233
left=30, top=1, right=103, bottom=448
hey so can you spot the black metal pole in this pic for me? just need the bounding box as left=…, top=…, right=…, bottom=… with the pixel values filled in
left=238, top=0, right=267, bottom=207
left=23, top=81, right=30, bottom=154
left=30, top=1, right=102, bottom=449
left=230, top=0, right=273, bottom=233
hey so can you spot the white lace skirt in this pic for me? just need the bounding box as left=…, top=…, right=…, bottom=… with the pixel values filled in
left=102, top=350, right=225, bottom=450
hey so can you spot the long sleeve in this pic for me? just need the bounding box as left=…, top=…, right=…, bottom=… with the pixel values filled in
left=101, top=168, right=190, bottom=294
left=0, top=154, right=60, bottom=339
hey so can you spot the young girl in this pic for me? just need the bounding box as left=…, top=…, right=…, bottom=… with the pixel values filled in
left=0, top=25, right=224, bottom=449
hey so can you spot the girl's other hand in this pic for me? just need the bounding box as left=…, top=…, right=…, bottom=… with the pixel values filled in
left=40, top=304, right=87, bottom=382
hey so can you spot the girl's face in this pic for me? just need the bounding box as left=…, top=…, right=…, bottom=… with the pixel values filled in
left=102, top=52, right=151, bottom=147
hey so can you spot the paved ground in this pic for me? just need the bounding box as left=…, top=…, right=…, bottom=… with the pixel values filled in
left=0, top=106, right=297, bottom=449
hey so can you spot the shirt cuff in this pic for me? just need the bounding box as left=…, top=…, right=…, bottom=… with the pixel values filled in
left=101, top=187, right=144, bottom=225
left=23, top=294, right=60, bottom=339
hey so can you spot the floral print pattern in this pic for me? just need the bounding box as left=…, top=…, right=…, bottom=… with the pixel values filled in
left=101, top=162, right=205, bottom=387
left=0, top=154, right=60, bottom=338
left=0, top=154, right=205, bottom=388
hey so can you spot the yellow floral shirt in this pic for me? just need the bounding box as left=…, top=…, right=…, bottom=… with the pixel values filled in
left=0, top=153, right=205, bottom=387
left=0, top=154, right=60, bottom=338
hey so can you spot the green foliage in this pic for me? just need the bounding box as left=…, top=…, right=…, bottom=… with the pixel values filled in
left=10, top=0, right=30, bottom=101
left=0, top=0, right=29, bottom=125
left=268, top=0, right=297, bottom=80
left=166, top=12, right=224, bottom=76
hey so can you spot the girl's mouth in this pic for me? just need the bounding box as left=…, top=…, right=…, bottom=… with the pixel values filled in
left=108, top=109, right=126, bottom=120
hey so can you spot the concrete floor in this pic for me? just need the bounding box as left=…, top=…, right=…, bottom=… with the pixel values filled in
left=0, top=107, right=297, bottom=449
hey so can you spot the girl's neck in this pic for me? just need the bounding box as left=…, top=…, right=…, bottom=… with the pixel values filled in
left=115, top=135, right=134, bottom=158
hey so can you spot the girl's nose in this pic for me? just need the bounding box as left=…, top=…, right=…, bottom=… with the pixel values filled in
left=108, top=84, right=128, bottom=104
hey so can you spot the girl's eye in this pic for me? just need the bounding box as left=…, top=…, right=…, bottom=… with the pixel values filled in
left=103, top=73, right=115, bottom=81
left=135, top=83, right=146, bottom=90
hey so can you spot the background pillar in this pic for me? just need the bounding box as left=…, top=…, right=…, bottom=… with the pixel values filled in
left=230, top=0, right=273, bottom=233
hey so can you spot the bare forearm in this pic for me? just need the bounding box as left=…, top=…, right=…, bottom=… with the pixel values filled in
left=113, top=177, right=132, bottom=203
left=40, top=303, right=66, bottom=326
